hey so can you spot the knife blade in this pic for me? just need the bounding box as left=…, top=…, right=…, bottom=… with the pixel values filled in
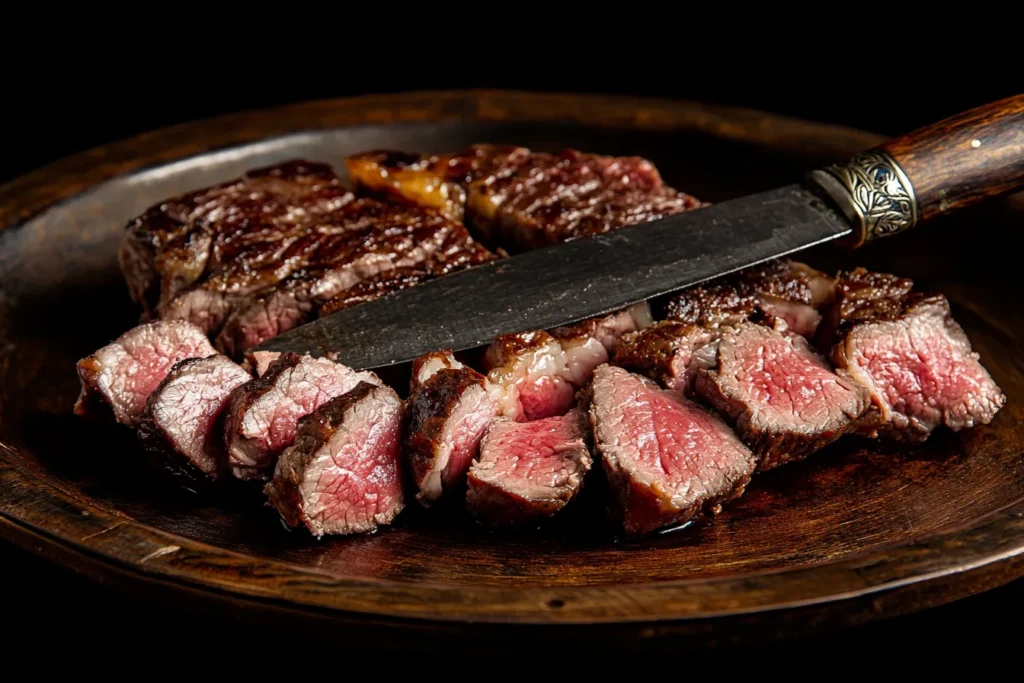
left=253, top=95, right=1024, bottom=369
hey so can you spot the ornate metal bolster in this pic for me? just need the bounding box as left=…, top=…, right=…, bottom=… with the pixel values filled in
left=809, top=151, right=919, bottom=247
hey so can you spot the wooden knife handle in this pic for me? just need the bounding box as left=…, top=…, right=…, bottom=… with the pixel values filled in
left=809, top=94, right=1024, bottom=247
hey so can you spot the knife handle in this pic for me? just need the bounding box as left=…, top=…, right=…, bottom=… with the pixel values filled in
left=808, top=94, right=1024, bottom=247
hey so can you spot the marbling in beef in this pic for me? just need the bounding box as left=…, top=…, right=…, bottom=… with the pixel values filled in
left=550, top=302, right=653, bottom=386
left=823, top=268, right=1005, bottom=440
left=665, top=259, right=835, bottom=337
left=74, top=320, right=216, bottom=425
left=485, top=330, right=576, bottom=422
left=694, top=322, right=871, bottom=470
left=119, top=161, right=353, bottom=318
left=224, top=353, right=381, bottom=481
left=405, top=351, right=498, bottom=505
left=265, top=383, right=405, bottom=537
left=613, top=320, right=719, bottom=395
left=138, top=355, right=251, bottom=480
left=585, top=365, right=755, bottom=537
left=465, top=148, right=703, bottom=251
left=466, top=408, right=591, bottom=528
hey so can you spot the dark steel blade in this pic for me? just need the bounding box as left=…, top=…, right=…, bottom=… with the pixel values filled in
left=253, top=184, right=851, bottom=369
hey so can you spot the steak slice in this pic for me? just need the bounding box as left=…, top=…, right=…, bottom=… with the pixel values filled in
left=466, top=148, right=702, bottom=251
left=345, top=144, right=530, bottom=222
left=585, top=365, right=756, bottom=537
left=550, top=302, right=653, bottom=386
left=824, top=269, right=1005, bottom=439
left=666, top=259, right=835, bottom=337
left=485, top=330, right=576, bottom=422
left=138, top=355, right=251, bottom=480
left=405, top=363, right=498, bottom=506
left=210, top=199, right=495, bottom=356
left=120, top=160, right=352, bottom=318
left=613, top=320, right=720, bottom=395
left=695, top=322, right=871, bottom=470
left=319, top=267, right=435, bottom=317
left=411, top=349, right=465, bottom=388
left=466, top=408, right=591, bottom=528
left=224, top=353, right=382, bottom=481
left=264, top=383, right=405, bottom=537
left=243, top=350, right=281, bottom=376
left=74, top=320, right=216, bottom=425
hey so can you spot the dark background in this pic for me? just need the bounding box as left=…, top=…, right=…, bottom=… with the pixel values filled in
left=4, top=66, right=1023, bottom=655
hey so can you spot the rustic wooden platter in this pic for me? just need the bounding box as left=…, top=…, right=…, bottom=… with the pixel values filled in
left=1, top=91, right=1022, bottom=651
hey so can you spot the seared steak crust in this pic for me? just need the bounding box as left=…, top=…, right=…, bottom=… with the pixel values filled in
left=613, top=320, right=719, bottom=394
left=405, top=366, right=498, bottom=505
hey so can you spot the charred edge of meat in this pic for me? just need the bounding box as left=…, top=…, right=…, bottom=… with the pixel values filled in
left=404, top=367, right=497, bottom=506
left=264, top=383, right=405, bottom=537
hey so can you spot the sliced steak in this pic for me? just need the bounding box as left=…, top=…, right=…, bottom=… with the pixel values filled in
left=345, top=144, right=530, bottom=222
left=319, top=268, right=436, bottom=317
left=264, top=383, right=405, bottom=537
left=666, top=259, right=835, bottom=337
left=550, top=302, right=653, bottom=386
left=120, top=160, right=352, bottom=318
left=210, top=199, right=495, bottom=356
left=411, top=349, right=465, bottom=388
left=695, top=322, right=871, bottom=470
left=224, top=353, right=381, bottom=481
left=585, top=365, right=756, bottom=537
left=74, top=320, right=216, bottom=425
left=405, top=363, right=498, bottom=506
left=824, top=269, right=1005, bottom=439
left=466, top=408, right=591, bottom=528
left=465, top=148, right=703, bottom=251
left=138, top=355, right=251, bottom=480
left=243, top=350, right=281, bottom=376
left=613, top=320, right=720, bottom=394
left=484, top=330, right=576, bottom=422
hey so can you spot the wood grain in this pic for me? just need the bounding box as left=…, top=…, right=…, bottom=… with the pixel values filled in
left=0, top=91, right=1021, bottom=650
left=880, top=94, right=1024, bottom=220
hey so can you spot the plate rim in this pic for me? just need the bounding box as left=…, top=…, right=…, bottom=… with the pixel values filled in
left=2, top=89, right=1022, bottom=632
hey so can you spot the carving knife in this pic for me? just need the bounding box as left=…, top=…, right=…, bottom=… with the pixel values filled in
left=254, top=95, right=1024, bottom=369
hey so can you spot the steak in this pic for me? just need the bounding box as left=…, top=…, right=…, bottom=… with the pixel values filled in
left=550, top=302, right=653, bottom=385
left=465, top=148, right=703, bottom=251
left=824, top=269, right=1005, bottom=439
left=119, top=160, right=352, bottom=318
left=613, top=320, right=720, bottom=395
left=466, top=408, right=592, bottom=528
left=694, top=322, right=871, bottom=470
left=485, top=331, right=576, bottom=422
left=345, top=144, right=530, bottom=222
left=243, top=350, right=281, bottom=376
left=666, top=259, right=835, bottom=337
left=411, top=349, right=465, bottom=388
left=137, top=355, right=251, bottom=480
left=74, top=320, right=216, bottom=425
left=319, top=267, right=435, bottom=318
left=405, top=360, right=498, bottom=505
left=208, top=199, right=495, bottom=356
left=223, top=353, right=382, bottom=481
left=585, top=365, right=756, bottom=537
left=264, top=383, right=405, bottom=537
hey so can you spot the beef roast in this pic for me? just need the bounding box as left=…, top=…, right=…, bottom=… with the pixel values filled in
left=550, top=302, right=653, bottom=385
left=824, top=269, right=1005, bottom=439
left=75, top=320, right=216, bottom=425
left=138, top=355, right=251, bottom=480
left=586, top=365, right=756, bottom=537
left=613, top=320, right=720, bottom=395
left=695, top=322, right=871, bottom=470
left=405, top=359, right=498, bottom=506
left=666, top=259, right=835, bottom=337
left=224, top=353, right=382, bottom=481
left=265, top=383, right=405, bottom=537
left=119, top=160, right=353, bottom=318
left=466, top=408, right=592, bottom=528
left=345, top=144, right=530, bottom=222
left=465, top=148, right=702, bottom=251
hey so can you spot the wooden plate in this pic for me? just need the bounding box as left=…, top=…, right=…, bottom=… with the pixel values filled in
left=2, top=91, right=1022, bottom=651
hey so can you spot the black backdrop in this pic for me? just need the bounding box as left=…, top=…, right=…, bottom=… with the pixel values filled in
left=4, top=65, right=1023, bottom=658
